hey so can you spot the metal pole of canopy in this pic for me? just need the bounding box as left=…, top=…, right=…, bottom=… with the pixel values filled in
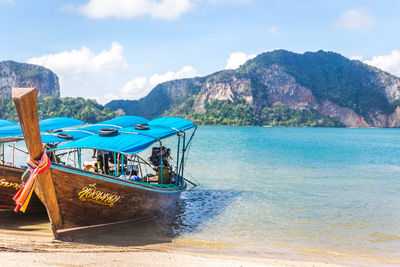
left=184, top=125, right=197, bottom=151
left=116, top=153, right=120, bottom=177
left=1, top=143, right=4, bottom=164
left=159, top=140, right=163, bottom=184
left=121, top=154, right=125, bottom=176
left=180, top=132, right=186, bottom=185
left=114, top=152, right=117, bottom=177
left=137, top=155, right=144, bottom=180
left=78, top=148, right=82, bottom=169
left=66, top=149, right=70, bottom=166
left=74, top=149, right=76, bottom=167
left=176, top=126, right=196, bottom=185
left=175, top=134, right=180, bottom=185
left=12, top=142, right=15, bottom=166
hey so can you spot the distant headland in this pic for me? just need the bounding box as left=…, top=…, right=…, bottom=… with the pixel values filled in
left=2, top=50, right=400, bottom=127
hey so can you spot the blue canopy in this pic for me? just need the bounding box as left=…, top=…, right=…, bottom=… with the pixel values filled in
left=0, top=119, right=17, bottom=128
left=148, top=117, right=196, bottom=132
left=121, top=125, right=177, bottom=139
left=52, top=117, right=196, bottom=154
left=54, top=131, right=156, bottom=154
left=41, top=116, right=149, bottom=143
left=0, top=117, right=84, bottom=138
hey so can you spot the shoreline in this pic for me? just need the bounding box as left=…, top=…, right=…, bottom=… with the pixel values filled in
left=0, top=210, right=397, bottom=267
left=0, top=228, right=347, bottom=267
left=0, top=227, right=389, bottom=267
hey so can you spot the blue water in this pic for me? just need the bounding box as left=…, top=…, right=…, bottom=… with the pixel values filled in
left=172, top=126, right=400, bottom=264
left=3, top=126, right=399, bottom=264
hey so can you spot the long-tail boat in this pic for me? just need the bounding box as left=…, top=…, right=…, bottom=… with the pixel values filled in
left=12, top=87, right=196, bottom=238
left=0, top=119, right=27, bottom=210
left=0, top=117, right=84, bottom=211
left=0, top=114, right=148, bottom=212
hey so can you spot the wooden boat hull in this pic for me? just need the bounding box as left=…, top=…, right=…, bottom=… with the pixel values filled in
left=0, top=165, right=44, bottom=211
left=50, top=164, right=186, bottom=229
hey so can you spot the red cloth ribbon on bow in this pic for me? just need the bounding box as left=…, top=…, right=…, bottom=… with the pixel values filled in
left=13, top=152, right=51, bottom=213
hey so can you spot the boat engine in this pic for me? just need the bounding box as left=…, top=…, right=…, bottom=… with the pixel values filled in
left=149, top=146, right=172, bottom=184
left=149, top=146, right=170, bottom=167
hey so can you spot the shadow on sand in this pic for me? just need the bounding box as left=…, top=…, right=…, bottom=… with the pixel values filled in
left=0, top=188, right=240, bottom=247
left=69, top=188, right=241, bottom=247
left=0, top=209, right=50, bottom=232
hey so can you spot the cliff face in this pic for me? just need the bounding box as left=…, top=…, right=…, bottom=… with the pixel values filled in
left=106, top=50, right=400, bottom=127
left=0, top=61, right=60, bottom=98
left=368, top=67, right=400, bottom=103
left=194, top=74, right=253, bottom=113
left=193, top=64, right=400, bottom=127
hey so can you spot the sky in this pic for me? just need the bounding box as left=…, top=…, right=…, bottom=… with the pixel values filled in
left=0, top=0, right=399, bottom=104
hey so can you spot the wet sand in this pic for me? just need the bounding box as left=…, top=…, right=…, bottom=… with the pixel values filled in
left=0, top=210, right=356, bottom=266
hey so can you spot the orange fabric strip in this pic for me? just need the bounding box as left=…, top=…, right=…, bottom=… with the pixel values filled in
left=13, top=152, right=51, bottom=213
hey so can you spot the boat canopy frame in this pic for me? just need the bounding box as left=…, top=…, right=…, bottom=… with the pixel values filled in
left=49, top=117, right=197, bottom=186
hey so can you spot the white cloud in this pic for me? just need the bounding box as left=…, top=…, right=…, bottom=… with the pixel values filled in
left=364, top=50, right=400, bottom=77
left=333, top=7, right=376, bottom=31
left=106, top=66, right=198, bottom=102
left=350, top=55, right=363, bottom=61
left=27, top=42, right=127, bottom=76
left=120, top=76, right=148, bottom=97
left=78, top=0, right=192, bottom=19
left=28, top=42, right=128, bottom=101
left=149, top=65, right=197, bottom=86
left=225, top=51, right=256, bottom=70
left=103, top=93, right=120, bottom=103
left=268, top=26, right=279, bottom=35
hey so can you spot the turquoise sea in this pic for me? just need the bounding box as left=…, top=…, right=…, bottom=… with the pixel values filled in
left=3, top=126, right=400, bottom=265
left=166, top=126, right=400, bottom=265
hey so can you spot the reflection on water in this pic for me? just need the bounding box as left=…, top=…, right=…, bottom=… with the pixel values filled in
left=156, top=189, right=241, bottom=238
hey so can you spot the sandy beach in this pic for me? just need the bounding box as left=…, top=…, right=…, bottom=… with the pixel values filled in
left=0, top=232, right=347, bottom=267
left=0, top=210, right=354, bottom=267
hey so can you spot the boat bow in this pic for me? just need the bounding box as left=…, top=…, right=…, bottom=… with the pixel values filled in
left=12, top=87, right=64, bottom=235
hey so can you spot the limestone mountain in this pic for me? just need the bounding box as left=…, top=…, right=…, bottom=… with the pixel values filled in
left=0, top=60, right=60, bottom=98
left=0, top=61, right=116, bottom=123
left=106, top=50, right=400, bottom=127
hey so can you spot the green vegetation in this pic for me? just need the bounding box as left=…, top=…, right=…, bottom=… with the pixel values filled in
left=241, top=50, right=397, bottom=117
left=260, top=102, right=343, bottom=127
left=0, top=96, right=116, bottom=123
left=0, top=98, right=17, bottom=121
left=186, top=100, right=343, bottom=127
left=188, top=99, right=256, bottom=125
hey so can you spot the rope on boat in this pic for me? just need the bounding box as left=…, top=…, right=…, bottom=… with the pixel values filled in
left=184, top=177, right=197, bottom=187
left=13, top=152, right=51, bottom=213
left=181, top=128, right=199, bottom=189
